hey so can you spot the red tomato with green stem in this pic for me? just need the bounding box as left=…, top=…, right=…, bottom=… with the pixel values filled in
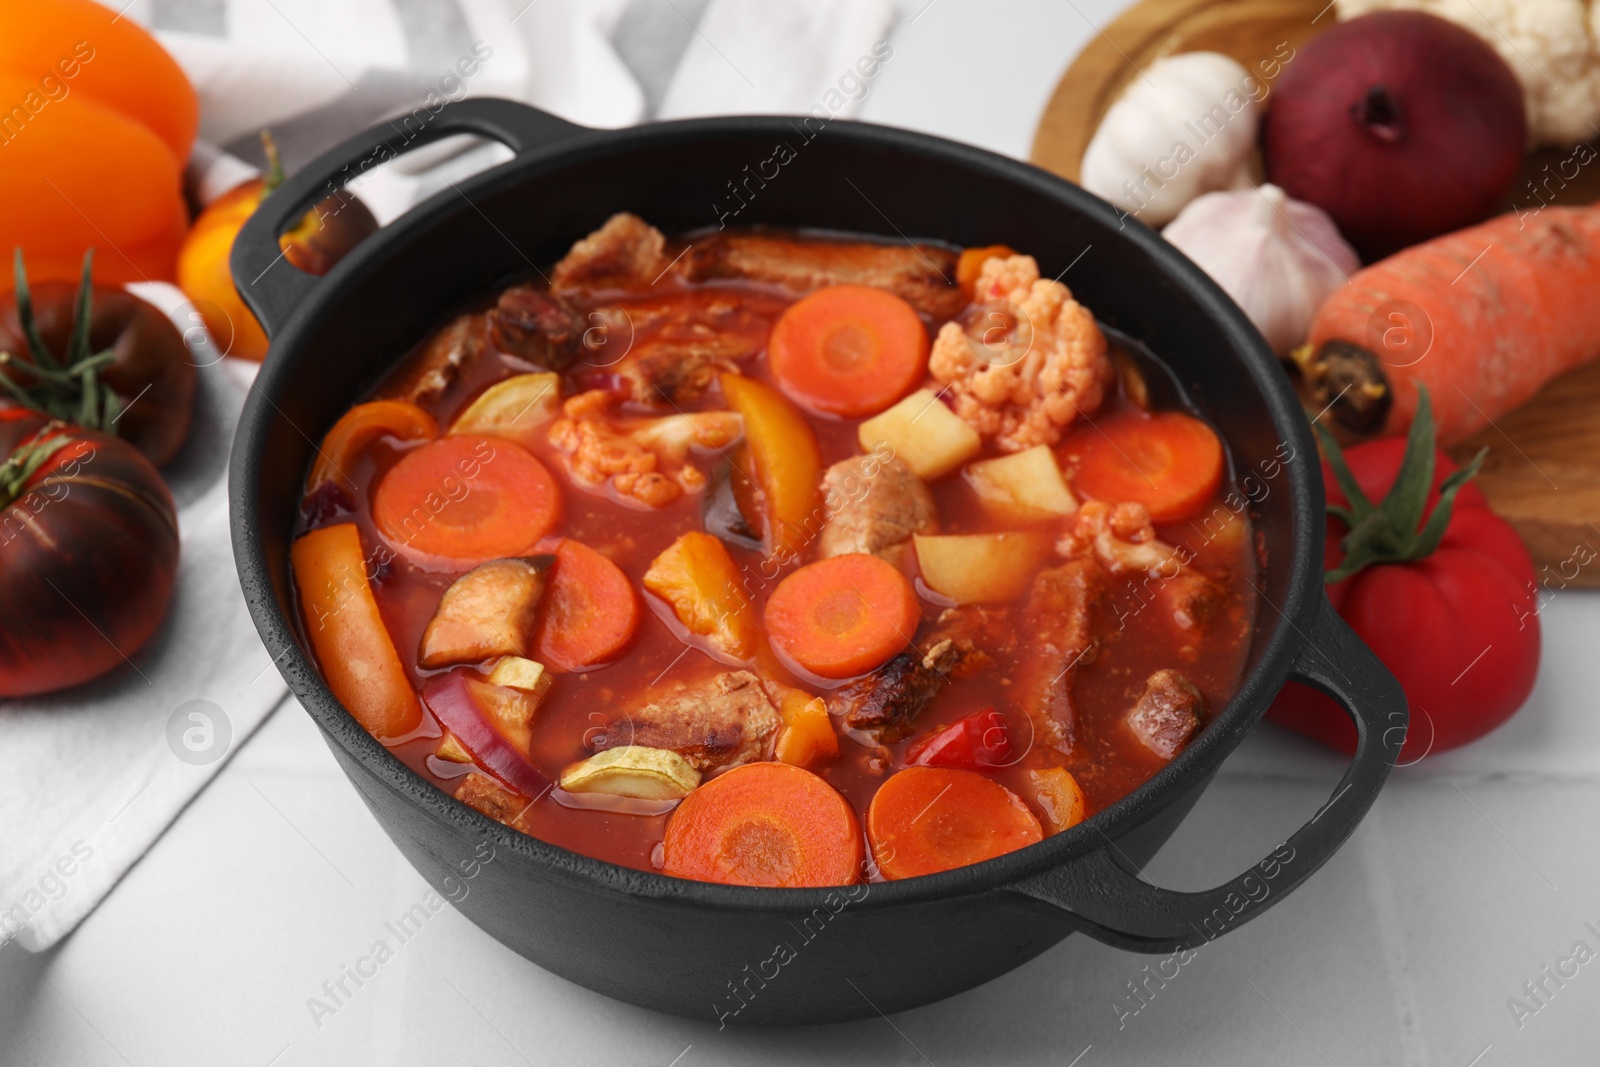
left=1269, top=387, right=1539, bottom=759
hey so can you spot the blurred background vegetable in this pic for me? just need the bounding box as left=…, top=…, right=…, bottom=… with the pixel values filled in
left=177, top=132, right=377, bottom=362
left=0, top=0, right=196, bottom=287
left=1080, top=51, right=1262, bottom=226
left=0, top=411, right=179, bottom=697
left=1270, top=390, right=1540, bottom=759
left=1262, top=11, right=1526, bottom=261
left=1163, top=184, right=1358, bottom=354
left=0, top=253, right=195, bottom=467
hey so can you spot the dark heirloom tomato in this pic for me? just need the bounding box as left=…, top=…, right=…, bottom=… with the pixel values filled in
left=0, top=260, right=196, bottom=466
left=0, top=412, right=179, bottom=697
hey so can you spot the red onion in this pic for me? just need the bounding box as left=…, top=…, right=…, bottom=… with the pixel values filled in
left=422, top=670, right=552, bottom=801
left=1262, top=11, right=1525, bottom=261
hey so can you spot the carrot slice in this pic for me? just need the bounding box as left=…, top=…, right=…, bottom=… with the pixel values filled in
left=536, top=539, right=640, bottom=670
left=372, top=435, right=560, bottom=565
left=763, top=553, right=918, bottom=679
left=956, top=244, right=1015, bottom=295
left=290, top=523, right=421, bottom=739
left=309, top=399, right=437, bottom=493
left=1063, top=411, right=1224, bottom=522
left=867, top=766, right=1042, bottom=879
left=662, top=762, right=862, bottom=887
left=768, top=285, right=930, bottom=417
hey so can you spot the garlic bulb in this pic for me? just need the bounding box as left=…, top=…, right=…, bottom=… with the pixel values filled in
left=1080, top=52, right=1263, bottom=227
left=1162, top=184, right=1360, bottom=354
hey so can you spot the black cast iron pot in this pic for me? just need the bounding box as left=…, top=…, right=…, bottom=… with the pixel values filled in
left=229, top=98, right=1406, bottom=1025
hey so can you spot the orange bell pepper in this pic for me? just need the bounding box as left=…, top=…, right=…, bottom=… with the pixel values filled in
left=774, top=688, right=839, bottom=767
left=308, top=399, right=439, bottom=494
left=0, top=0, right=196, bottom=287
left=643, top=531, right=759, bottom=662
left=290, top=523, right=421, bottom=739
left=718, top=372, right=821, bottom=559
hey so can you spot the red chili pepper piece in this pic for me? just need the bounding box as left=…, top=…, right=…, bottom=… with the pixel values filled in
left=905, top=708, right=1012, bottom=770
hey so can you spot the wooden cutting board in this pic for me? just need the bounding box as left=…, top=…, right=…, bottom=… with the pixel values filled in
left=1031, top=0, right=1600, bottom=586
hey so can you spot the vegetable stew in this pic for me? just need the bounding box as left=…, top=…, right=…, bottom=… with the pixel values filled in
left=289, top=214, right=1257, bottom=887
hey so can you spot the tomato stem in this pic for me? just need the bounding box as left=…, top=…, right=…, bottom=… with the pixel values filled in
left=0, top=422, right=73, bottom=509
left=1, top=250, right=124, bottom=437
left=1315, top=385, right=1485, bottom=584
left=261, top=130, right=287, bottom=196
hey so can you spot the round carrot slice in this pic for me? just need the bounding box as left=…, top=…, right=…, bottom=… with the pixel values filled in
left=768, top=285, right=929, bottom=418
left=536, top=539, right=640, bottom=670
left=1064, top=410, right=1224, bottom=523
left=373, top=435, right=559, bottom=564
left=763, top=553, right=919, bottom=679
left=663, top=762, right=863, bottom=887
left=867, top=766, right=1043, bottom=879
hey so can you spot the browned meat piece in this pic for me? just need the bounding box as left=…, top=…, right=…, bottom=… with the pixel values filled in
left=597, top=670, right=780, bottom=771
left=418, top=557, right=552, bottom=668
left=454, top=772, right=538, bottom=832
left=926, top=604, right=1013, bottom=679
left=487, top=285, right=585, bottom=369
left=1126, top=669, right=1205, bottom=760
left=604, top=293, right=781, bottom=405
left=830, top=606, right=1004, bottom=740
left=1168, top=570, right=1227, bottom=630
left=817, top=454, right=937, bottom=566
left=681, top=232, right=966, bottom=320
left=380, top=312, right=485, bottom=405
left=1019, top=559, right=1105, bottom=753
left=551, top=213, right=670, bottom=292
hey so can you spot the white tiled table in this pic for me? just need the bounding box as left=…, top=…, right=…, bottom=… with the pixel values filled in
left=5, top=2, right=1598, bottom=1064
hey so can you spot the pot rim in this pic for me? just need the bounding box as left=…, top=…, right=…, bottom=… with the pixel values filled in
left=230, top=110, right=1321, bottom=915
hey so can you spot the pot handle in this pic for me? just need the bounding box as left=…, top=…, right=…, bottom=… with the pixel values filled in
left=1009, top=595, right=1406, bottom=953
left=230, top=98, right=590, bottom=340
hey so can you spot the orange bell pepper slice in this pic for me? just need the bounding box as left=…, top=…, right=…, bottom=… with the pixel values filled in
left=308, top=399, right=438, bottom=494
left=718, top=372, right=820, bottom=559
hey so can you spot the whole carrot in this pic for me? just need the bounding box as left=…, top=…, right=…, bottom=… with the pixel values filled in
left=1294, top=205, right=1600, bottom=445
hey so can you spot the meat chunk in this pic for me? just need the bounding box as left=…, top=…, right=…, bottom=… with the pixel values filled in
left=1019, top=558, right=1105, bottom=753
left=817, top=454, right=937, bottom=566
left=454, top=772, right=539, bottom=832
left=418, top=557, right=552, bottom=669
left=1126, top=669, right=1205, bottom=760
left=928, top=254, right=1114, bottom=451
left=551, top=213, right=670, bottom=293
left=487, top=286, right=586, bottom=369
left=681, top=232, right=966, bottom=320
left=381, top=312, right=485, bottom=405
left=597, top=670, right=781, bottom=771
left=831, top=606, right=1007, bottom=741
left=1060, top=500, right=1227, bottom=630
left=603, top=293, right=786, bottom=406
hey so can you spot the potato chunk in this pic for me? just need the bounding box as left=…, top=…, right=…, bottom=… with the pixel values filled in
left=418, top=557, right=553, bottom=669
left=913, top=531, right=1053, bottom=604
left=857, top=389, right=981, bottom=481
left=560, top=746, right=702, bottom=800
left=964, top=445, right=1078, bottom=524
left=643, top=532, right=759, bottom=661
left=448, top=372, right=562, bottom=444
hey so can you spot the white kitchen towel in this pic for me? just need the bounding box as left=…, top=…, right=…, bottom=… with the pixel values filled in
left=0, top=0, right=895, bottom=953
left=0, top=284, right=287, bottom=953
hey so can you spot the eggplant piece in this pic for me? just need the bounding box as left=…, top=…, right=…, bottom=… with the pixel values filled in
left=418, top=556, right=554, bottom=669
left=702, top=459, right=763, bottom=552
left=560, top=746, right=701, bottom=800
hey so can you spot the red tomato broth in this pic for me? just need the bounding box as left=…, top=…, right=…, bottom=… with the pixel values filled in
left=288, top=228, right=1258, bottom=882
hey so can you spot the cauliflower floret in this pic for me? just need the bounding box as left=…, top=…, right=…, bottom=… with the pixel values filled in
left=1338, top=0, right=1600, bottom=147
left=548, top=392, right=740, bottom=509
left=928, top=254, right=1113, bottom=452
